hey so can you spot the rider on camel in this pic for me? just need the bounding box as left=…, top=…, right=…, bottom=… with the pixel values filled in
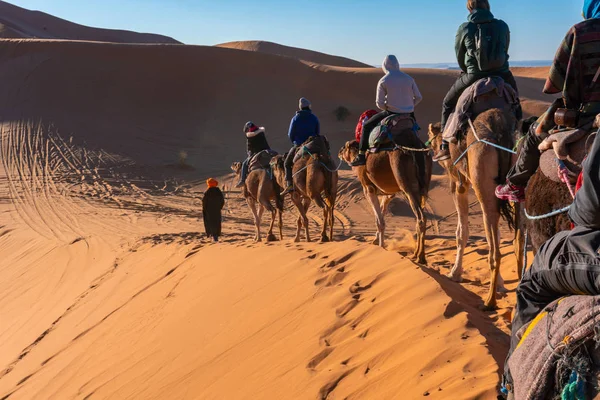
left=235, top=121, right=271, bottom=188
left=281, top=98, right=320, bottom=195
left=495, top=0, right=600, bottom=203
left=433, top=0, right=520, bottom=162
left=350, top=55, right=422, bottom=166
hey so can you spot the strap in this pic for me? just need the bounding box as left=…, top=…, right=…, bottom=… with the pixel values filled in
left=588, top=64, right=600, bottom=90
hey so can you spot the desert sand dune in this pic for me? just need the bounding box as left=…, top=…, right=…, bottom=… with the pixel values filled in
left=0, top=0, right=179, bottom=43
left=217, top=40, right=372, bottom=68
left=0, top=39, right=550, bottom=177
left=512, top=66, right=551, bottom=80
left=0, top=34, right=556, bottom=400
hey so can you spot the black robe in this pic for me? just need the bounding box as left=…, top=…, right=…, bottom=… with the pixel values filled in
left=202, top=187, right=225, bottom=239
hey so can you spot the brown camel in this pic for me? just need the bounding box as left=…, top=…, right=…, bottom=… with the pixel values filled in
left=522, top=162, right=572, bottom=256
left=428, top=108, right=519, bottom=309
left=270, top=150, right=338, bottom=243
left=231, top=162, right=283, bottom=242
left=338, top=139, right=432, bottom=264
left=520, top=119, right=592, bottom=255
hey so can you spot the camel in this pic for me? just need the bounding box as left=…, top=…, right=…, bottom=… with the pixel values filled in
left=522, top=160, right=572, bottom=255
left=338, top=137, right=432, bottom=264
left=231, top=162, right=283, bottom=242
left=428, top=108, right=519, bottom=309
left=270, top=146, right=338, bottom=243
left=520, top=120, right=595, bottom=255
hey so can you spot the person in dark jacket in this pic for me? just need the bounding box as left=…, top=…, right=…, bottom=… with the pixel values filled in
left=281, top=97, right=320, bottom=195
left=502, top=114, right=600, bottom=397
left=202, top=178, right=225, bottom=242
left=433, top=0, right=520, bottom=162
left=235, top=121, right=271, bottom=188
left=495, top=0, right=600, bottom=203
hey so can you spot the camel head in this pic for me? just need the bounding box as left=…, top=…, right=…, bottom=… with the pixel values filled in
left=338, top=140, right=359, bottom=166
left=269, top=154, right=286, bottom=187
left=427, top=123, right=443, bottom=151
left=231, top=161, right=242, bottom=177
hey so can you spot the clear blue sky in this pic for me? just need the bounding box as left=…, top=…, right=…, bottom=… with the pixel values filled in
left=7, top=0, right=584, bottom=65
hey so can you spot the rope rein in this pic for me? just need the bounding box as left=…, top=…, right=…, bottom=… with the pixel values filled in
left=290, top=146, right=342, bottom=178
left=453, top=118, right=517, bottom=167
left=524, top=205, right=572, bottom=221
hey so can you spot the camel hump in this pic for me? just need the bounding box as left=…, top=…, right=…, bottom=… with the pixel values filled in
left=292, top=135, right=331, bottom=164
left=249, top=149, right=278, bottom=172
left=444, top=77, right=520, bottom=143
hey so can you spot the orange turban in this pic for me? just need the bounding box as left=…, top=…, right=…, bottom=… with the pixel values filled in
left=207, top=178, right=218, bottom=188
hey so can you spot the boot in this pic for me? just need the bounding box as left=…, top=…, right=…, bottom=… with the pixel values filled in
left=281, top=182, right=295, bottom=196
left=433, top=141, right=451, bottom=162
left=495, top=182, right=526, bottom=203
left=350, top=153, right=367, bottom=166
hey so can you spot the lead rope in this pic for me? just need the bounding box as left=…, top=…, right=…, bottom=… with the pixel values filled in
left=557, top=159, right=576, bottom=199
left=453, top=118, right=517, bottom=167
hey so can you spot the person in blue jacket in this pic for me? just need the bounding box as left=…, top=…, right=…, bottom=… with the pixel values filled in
left=281, top=97, right=321, bottom=195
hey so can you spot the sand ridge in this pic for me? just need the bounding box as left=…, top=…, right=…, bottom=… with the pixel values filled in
left=0, top=0, right=179, bottom=43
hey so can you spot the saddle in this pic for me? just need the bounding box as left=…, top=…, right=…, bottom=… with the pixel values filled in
left=248, top=149, right=278, bottom=172
left=292, top=135, right=332, bottom=165
left=538, top=121, right=596, bottom=184
left=368, top=114, right=420, bottom=151
left=442, top=76, right=520, bottom=142
left=509, top=295, right=600, bottom=400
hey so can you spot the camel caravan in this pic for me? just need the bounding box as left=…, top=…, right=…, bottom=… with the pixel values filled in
left=220, top=0, right=600, bottom=397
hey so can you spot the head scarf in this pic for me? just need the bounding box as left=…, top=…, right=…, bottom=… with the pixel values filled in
left=584, top=0, right=600, bottom=19
left=207, top=178, right=218, bottom=188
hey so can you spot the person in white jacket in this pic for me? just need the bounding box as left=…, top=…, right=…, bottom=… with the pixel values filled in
left=350, top=55, right=423, bottom=166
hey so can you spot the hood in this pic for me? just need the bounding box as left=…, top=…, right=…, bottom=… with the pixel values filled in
left=468, top=8, right=495, bottom=24
left=382, top=55, right=400, bottom=74
left=296, top=109, right=312, bottom=115
left=584, top=0, right=600, bottom=19
left=246, top=127, right=265, bottom=138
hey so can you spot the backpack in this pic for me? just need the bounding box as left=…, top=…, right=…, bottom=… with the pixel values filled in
left=474, top=20, right=507, bottom=72
left=355, top=109, right=379, bottom=142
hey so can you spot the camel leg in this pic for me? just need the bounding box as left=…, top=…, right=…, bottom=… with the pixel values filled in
left=481, top=210, right=503, bottom=310
left=328, top=200, right=335, bottom=242
left=266, top=208, right=277, bottom=242
left=256, top=205, right=265, bottom=243
left=302, top=197, right=312, bottom=242
left=320, top=204, right=330, bottom=243
left=364, top=188, right=385, bottom=248
left=290, top=195, right=304, bottom=242
left=405, top=193, right=427, bottom=265
left=278, top=209, right=284, bottom=241
left=449, top=182, right=470, bottom=281
left=294, top=215, right=302, bottom=243
left=513, top=202, right=525, bottom=281
left=247, top=198, right=261, bottom=242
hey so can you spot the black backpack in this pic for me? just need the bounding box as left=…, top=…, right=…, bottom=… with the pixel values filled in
left=474, top=20, right=507, bottom=72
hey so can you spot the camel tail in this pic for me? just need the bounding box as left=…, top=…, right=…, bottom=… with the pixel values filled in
left=420, top=151, right=433, bottom=207
left=495, top=110, right=517, bottom=232
left=271, top=174, right=284, bottom=212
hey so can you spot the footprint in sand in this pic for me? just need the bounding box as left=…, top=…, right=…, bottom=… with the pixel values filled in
left=306, top=348, right=335, bottom=371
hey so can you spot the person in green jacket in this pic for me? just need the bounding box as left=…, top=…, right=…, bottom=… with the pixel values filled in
left=433, top=0, right=521, bottom=162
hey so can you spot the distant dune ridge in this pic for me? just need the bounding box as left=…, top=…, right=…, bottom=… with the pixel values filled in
left=0, top=0, right=179, bottom=43
left=217, top=40, right=373, bottom=68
